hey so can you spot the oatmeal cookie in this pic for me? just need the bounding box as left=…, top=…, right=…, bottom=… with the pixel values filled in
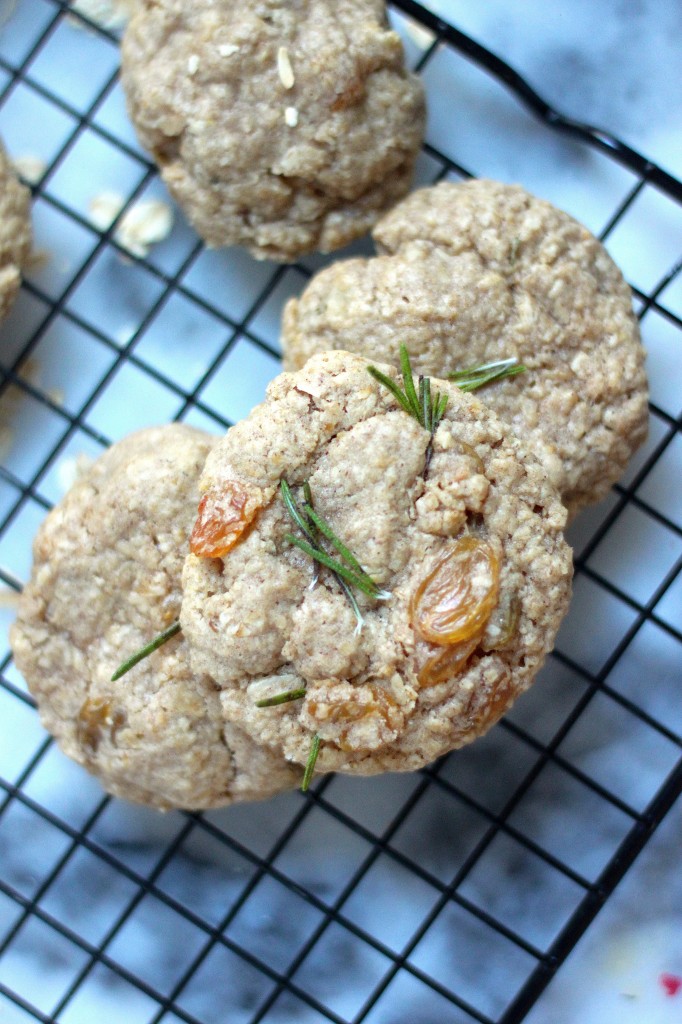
left=120, top=0, right=425, bottom=261
left=11, top=425, right=300, bottom=810
left=181, top=351, right=572, bottom=780
left=282, top=179, right=649, bottom=515
left=0, top=140, right=31, bottom=322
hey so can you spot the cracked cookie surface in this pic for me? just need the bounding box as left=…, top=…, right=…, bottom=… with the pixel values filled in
left=282, top=179, right=649, bottom=515
left=121, top=0, right=425, bottom=261
left=11, top=425, right=300, bottom=809
left=181, top=351, right=573, bottom=778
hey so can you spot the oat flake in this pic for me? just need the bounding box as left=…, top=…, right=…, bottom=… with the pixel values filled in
left=277, top=46, right=295, bottom=89
left=115, top=199, right=174, bottom=258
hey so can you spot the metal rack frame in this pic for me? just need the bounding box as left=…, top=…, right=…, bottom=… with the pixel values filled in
left=0, top=2, right=680, bottom=1022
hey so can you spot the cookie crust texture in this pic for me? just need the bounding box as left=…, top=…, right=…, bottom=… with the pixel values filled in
left=11, top=425, right=300, bottom=810
left=282, top=179, right=649, bottom=515
left=181, top=352, right=573, bottom=778
left=0, top=140, right=31, bottom=323
left=121, top=0, right=425, bottom=261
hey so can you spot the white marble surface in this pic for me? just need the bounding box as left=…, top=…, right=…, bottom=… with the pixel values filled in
left=0, top=2, right=680, bottom=1024
left=423, top=0, right=682, bottom=180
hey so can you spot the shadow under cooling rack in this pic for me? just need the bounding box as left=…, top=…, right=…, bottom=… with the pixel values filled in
left=0, top=2, right=680, bottom=1023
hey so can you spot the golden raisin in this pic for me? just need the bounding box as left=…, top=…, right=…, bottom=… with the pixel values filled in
left=417, top=635, right=480, bottom=688
left=76, top=698, right=126, bottom=754
left=189, top=481, right=263, bottom=558
left=410, top=535, right=500, bottom=646
left=453, top=439, right=485, bottom=476
left=307, top=686, right=398, bottom=752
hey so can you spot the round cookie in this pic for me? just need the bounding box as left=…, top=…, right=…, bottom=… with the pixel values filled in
left=11, top=425, right=301, bottom=810
left=282, top=179, right=649, bottom=516
left=0, top=140, right=31, bottom=322
left=181, top=351, right=573, bottom=779
left=120, top=0, right=425, bottom=262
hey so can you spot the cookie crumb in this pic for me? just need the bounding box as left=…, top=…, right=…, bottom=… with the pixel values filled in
left=116, top=199, right=174, bottom=258
left=284, top=106, right=299, bottom=128
left=89, top=193, right=173, bottom=256
left=89, top=191, right=125, bottom=231
left=277, top=46, right=295, bottom=89
left=12, top=155, right=46, bottom=185
left=69, top=0, right=134, bottom=31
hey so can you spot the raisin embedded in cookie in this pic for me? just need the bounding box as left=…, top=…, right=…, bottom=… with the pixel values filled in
left=11, top=425, right=301, bottom=810
left=282, top=179, right=649, bottom=516
left=121, top=0, right=425, bottom=261
left=180, top=351, right=573, bottom=780
left=0, top=140, right=31, bottom=323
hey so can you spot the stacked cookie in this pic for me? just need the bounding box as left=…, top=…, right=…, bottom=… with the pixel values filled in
left=13, top=348, right=575, bottom=807
left=283, top=179, right=649, bottom=518
left=11, top=174, right=647, bottom=808
left=11, top=425, right=301, bottom=809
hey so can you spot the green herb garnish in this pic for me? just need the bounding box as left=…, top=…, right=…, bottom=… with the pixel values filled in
left=368, top=344, right=449, bottom=434
left=368, top=347, right=526, bottom=474
left=281, top=479, right=389, bottom=634
left=111, top=620, right=181, bottom=681
left=449, top=357, right=526, bottom=392
left=301, top=733, right=321, bottom=792
left=368, top=345, right=449, bottom=476
left=255, top=688, right=307, bottom=708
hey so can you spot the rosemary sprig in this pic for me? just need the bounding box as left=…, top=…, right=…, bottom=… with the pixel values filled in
left=368, top=344, right=449, bottom=434
left=280, top=480, right=389, bottom=633
left=111, top=620, right=181, bottom=681
left=301, top=733, right=321, bottom=792
left=368, top=345, right=449, bottom=478
left=255, top=688, right=307, bottom=708
left=368, top=347, right=526, bottom=476
left=449, top=357, right=526, bottom=392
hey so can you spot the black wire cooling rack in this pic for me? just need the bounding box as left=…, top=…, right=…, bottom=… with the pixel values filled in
left=0, top=2, right=681, bottom=1023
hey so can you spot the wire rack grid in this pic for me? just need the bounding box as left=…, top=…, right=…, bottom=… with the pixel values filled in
left=0, top=2, right=680, bottom=1023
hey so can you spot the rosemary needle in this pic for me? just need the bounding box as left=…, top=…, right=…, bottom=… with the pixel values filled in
left=303, top=480, right=321, bottom=590
left=449, top=357, right=527, bottom=392
left=284, top=533, right=387, bottom=599
left=280, top=480, right=389, bottom=633
left=111, top=620, right=181, bottom=681
left=303, top=504, right=373, bottom=584
left=400, top=343, right=421, bottom=419
left=301, top=482, right=364, bottom=629
left=281, top=478, right=315, bottom=542
left=301, top=733, right=321, bottom=792
left=256, top=688, right=307, bottom=708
